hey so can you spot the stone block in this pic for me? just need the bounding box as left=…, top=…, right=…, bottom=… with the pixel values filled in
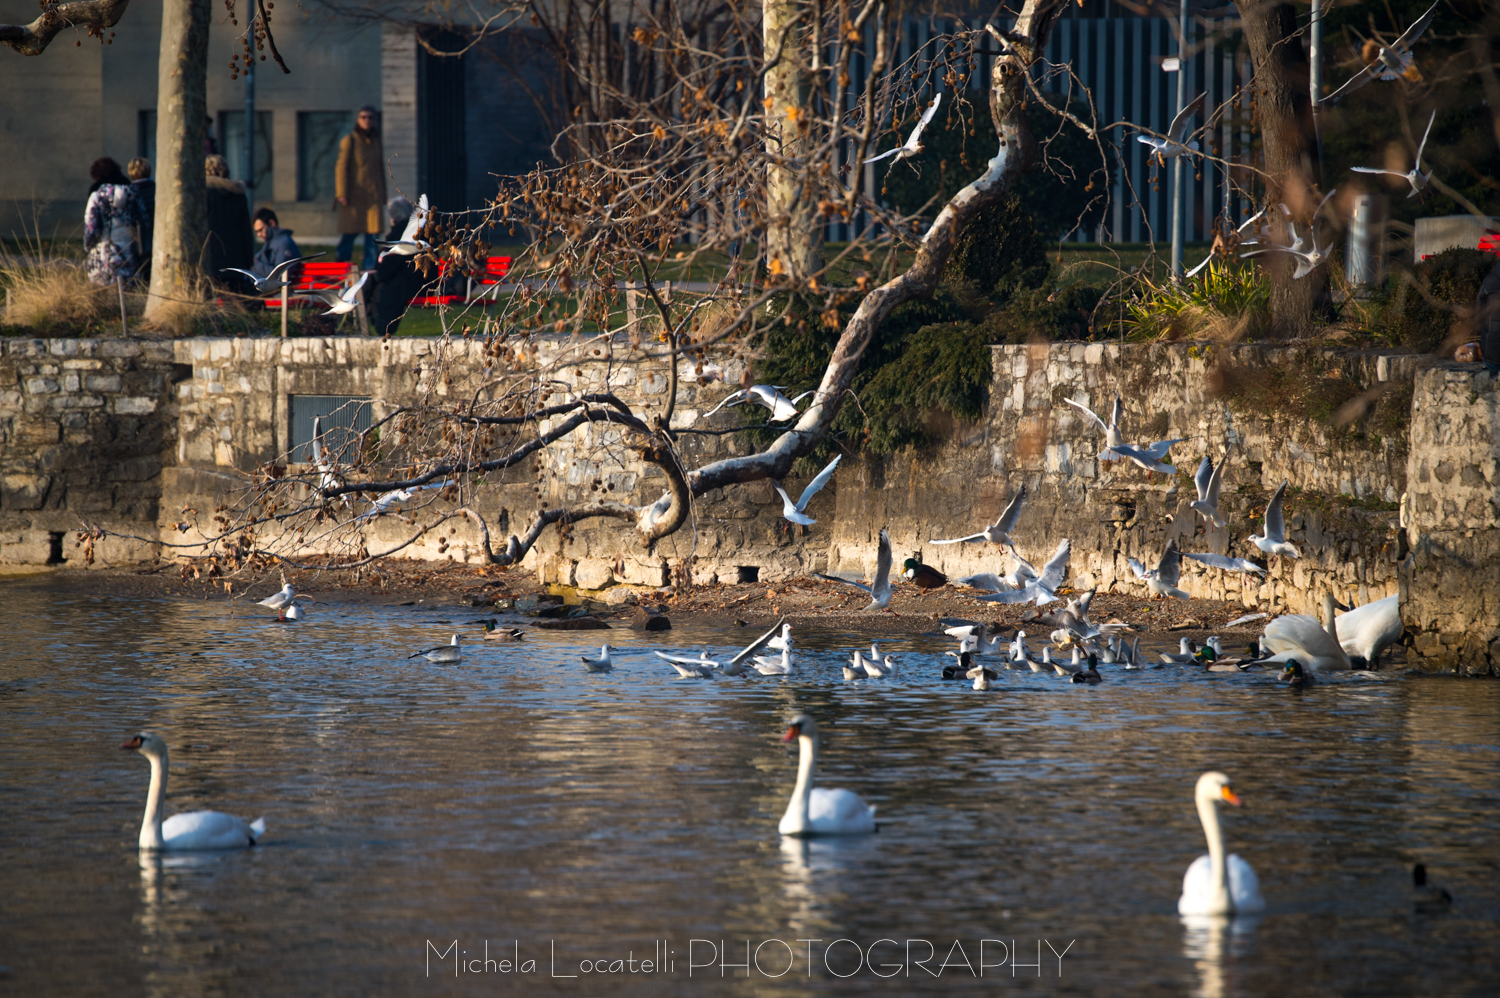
left=25, top=377, right=58, bottom=394
left=1, top=474, right=51, bottom=510
left=85, top=374, right=122, bottom=392
left=574, top=558, right=614, bottom=589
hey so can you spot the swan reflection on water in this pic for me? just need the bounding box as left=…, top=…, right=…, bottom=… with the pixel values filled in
left=1181, top=913, right=1262, bottom=998
left=778, top=834, right=880, bottom=933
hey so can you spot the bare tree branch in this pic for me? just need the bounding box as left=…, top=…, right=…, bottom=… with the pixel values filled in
left=1, top=0, right=131, bottom=55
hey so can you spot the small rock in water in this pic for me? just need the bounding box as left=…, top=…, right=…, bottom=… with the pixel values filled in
left=630, top=607, right=671, bottom=631
left=535, top=617, right=611, bottom=631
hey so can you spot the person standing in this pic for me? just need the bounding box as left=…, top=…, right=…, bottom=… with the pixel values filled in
left=335, top=105, right=386, bottom=268
left=204, top=154, right=255, bottom=290
left=126, top=158, right=155, bottom=275
left=83, top=157, right=146, bottom=286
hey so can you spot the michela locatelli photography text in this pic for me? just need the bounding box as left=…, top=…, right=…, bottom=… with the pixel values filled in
left=3, top=0, right=1499, bottom=995
left=425, top=939, right=1075, bottom=980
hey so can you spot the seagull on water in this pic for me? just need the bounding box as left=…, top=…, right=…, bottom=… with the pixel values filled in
left=581, top=644, right=614, bottom=673
left=257, top=580, right=297, bottom=620
left=410, top=635, right=462, bottom=663
left=656, top=650, right=719, bottom=678
left=863, top=93, right=942, bottom=164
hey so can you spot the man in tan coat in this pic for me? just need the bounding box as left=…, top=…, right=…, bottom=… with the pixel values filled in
left=335, top=105, right=386, bottom=267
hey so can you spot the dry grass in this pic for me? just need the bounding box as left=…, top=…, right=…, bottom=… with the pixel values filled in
left=1, top=259, right=118, bottom=331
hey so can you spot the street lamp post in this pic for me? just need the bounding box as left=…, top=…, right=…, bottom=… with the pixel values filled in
left=1169, top=0, right=1188, bottom=279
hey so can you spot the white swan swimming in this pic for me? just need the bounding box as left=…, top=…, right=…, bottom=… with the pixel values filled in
left=778, top=715, right=876, bottom=837
left=1262, top=592, right=1351, bottom=672
left=122, top=733, right=266, bottom=851
left=1178, top=771, right=1265, bottom=916
left=1334, top=594, right=1403, bottom=667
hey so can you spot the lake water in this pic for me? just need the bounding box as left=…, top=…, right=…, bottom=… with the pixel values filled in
left=2, top=578, right=1496, bottom=997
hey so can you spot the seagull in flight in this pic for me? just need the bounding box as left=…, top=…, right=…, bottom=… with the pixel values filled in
left=816, top=528, right=896, bottom=613
left=1186, top=207, right=1274, bottom=279
left=1351, top=110, right=1436, bottom=198
left=1246, top=480, right=1301, bottom=559
left=863, top=93, right=943, bottom=164
left=1241, top=190, right=1337, bottom=280
left=1064, top=395, right=1126, bottom=460
left=308, top=270, right=371, bottom=316
left=1129, top=539, right=1189, bottom=600
left=355, top=480, right=455, bottom=522
left=1324, top=0, right=1442, bottom=103
left=377, top=193, right=431, bottom=257
left=309, top=415, right=343, bottom=498
left=773, top=455, right=841, bottom=526
left=1189, top=451, right=1229, bottom=528
left=1181, top=552, right=1267, bottom=576
left=929, top=484, right=1027, bottom=547
left=1137, top=92, right=1206, bottom=166
left=220, top=252, right=324, bottom=295
left=700, top=385, right=812, bottom=423
left=973, top=538, right=1069, bottom=605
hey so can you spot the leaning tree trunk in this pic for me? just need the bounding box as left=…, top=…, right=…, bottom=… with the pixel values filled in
left=763, top=0, right=822, bottom=281
left=144, top=0, right=211, bottom=324
left=1239, top=0, right=1320, bottom=336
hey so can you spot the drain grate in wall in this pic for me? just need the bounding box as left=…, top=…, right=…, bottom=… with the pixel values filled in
left=289, top=395, right=372, bottom=464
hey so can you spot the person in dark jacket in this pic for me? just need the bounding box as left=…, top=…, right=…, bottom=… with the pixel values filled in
left=1479, top=254, right=1500, bottom=377
left=367, top=197, right=425, bottom=336
left=251, top=207, right=302, bottom=283
left=204, top=154, right=254, bottom=290
left=127, top=158, right=155, bottom=275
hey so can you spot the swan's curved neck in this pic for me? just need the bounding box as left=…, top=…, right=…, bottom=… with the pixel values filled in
left=788, top=734, right=818, bottom=832
left=1322, top=592, right=1338, bottom=642
left=1197, top=793, right=1231, bottom=909
left=139, top=749, right=167, bottom=850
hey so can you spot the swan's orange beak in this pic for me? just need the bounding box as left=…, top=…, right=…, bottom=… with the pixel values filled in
left=120, top=736, right=143, bottom=750
left=1220, top=786, right=1243, bottom=807
left=781, top=724, right=801, bottom=742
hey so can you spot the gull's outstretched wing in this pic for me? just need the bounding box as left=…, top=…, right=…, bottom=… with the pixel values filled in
left=1034, top=538, right=1071, bottom=592
left=1128, top=557, right=1148, bottom=580
left=929, top=532, right=988, bottom=545
left=795, top=454, right=842, bottom=510
left=993, top=482, right=1028, bottom=535
left=1193, top=454, right=1215, bottom=502
left=862, top=148, right=901, bottom=165
left=872, top=527, right=893, bottom=590
left=698, top=389, right=747, bottom=420
left=1063, top=397, right=1110, bottom=435
left=401, top=193, right=429, bottom=242
left=220, top=267, right=260, bottom=282
left=905, top=92, right=943, bottom=149
left=1414, top=109, right=1436, bottom=164
left=1324, top=63, right=1375, bottom=104
left=1167, top=92, right=1207, bottom=143
left=341, top=270, right=372, bottom=303
left=730, top=616, right=788, bottom=666
left=1182, top=552, right=1266, bottom=574
left=816, top=573, right=873, bottom=595
left=1390, top=0, right=1442, bottom=53
left=1157, top=539, right=1182, bottom=587
left=1111, top=443, right=1176, bottom=474
left=1265, top=480, right=1290, bottom=541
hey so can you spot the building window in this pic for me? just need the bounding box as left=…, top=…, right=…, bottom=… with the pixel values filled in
left=138, top=110, right=157, bottom=162
left=298, top=111, right=351, bottom=202
left=217, top=110, right=274, bottom=197
left=289, top=395, right=372, bottom=464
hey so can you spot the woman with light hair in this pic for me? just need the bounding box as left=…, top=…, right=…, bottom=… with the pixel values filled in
left=204, top=154, right=254, bottom=287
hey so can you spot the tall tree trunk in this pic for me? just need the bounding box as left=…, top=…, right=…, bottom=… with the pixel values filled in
left=144, top=0, right=211, bottom=324
left=763, top=0, right=822, bottom=281
left=1239, top=0, right=1320, bottom=336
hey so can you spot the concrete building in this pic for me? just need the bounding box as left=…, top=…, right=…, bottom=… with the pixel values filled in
left=0, top=1, right=557, bottom=241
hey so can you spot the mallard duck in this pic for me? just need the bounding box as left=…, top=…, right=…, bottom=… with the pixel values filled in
left=1280, top=660, right=1316, bottom=688
left=941, top=651, right=975, bottom=680
left=1071, top=654, right=1102, bottom=684
left=1193, top=636, right=1223, bottom=664
left=901, top=557, right=947, bottom=591
left=481, top=620, right=525, bottom=641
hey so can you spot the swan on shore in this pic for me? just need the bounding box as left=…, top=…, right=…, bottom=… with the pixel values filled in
left=777, top=715, right=876, bottom=837
left=1334, top=594, right=1403, bottom=667
left=122, top=733, right=266, bottom=851
left=1178, top=771, right=1265, bottom=916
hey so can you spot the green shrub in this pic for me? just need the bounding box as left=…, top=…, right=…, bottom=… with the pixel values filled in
left=949, top=195, right=1049, bottom=301
left=1375, top=248, right=1493, bottom=351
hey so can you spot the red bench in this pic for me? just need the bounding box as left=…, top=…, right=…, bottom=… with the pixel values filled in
left=289, top=261, right=354, bottom=305
left=466, top=256, right=513, bottom=301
